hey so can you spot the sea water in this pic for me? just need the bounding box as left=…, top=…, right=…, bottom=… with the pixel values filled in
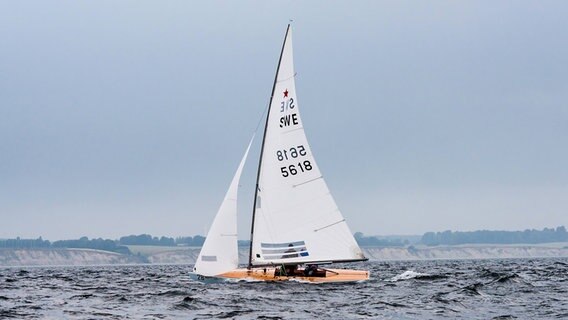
left=1, top=258, right=567, bottom=319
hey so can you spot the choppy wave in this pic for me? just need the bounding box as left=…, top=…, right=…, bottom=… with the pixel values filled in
left=386, top=270, right=446, bottom=281
left=1, top=258, right=567, bottom=319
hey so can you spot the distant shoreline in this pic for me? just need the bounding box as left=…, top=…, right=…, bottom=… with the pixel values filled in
left=1, top=243, right=567, bottom=267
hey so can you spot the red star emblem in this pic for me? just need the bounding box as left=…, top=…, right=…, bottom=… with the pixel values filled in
left=283, top=89, right=289, bottom=98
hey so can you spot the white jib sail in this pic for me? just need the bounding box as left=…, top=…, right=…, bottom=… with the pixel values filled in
left=194, top=137, right=254, bottom=276
left=251, top=26, right=366, bottom=266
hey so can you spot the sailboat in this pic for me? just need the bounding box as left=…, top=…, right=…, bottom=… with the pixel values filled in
left=190, top=25, right=369, bottom=283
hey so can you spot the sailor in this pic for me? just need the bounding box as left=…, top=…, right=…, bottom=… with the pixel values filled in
left=304, top=264, right=317, bottom=276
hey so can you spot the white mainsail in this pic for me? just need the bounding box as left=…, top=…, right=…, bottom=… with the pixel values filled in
left=194, top=137, right=253, bottom=276
left=250, top=26, right=366, bottom=266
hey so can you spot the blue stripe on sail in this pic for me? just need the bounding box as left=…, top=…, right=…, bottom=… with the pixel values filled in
left=260, top=253, right=310, bottom=259
left=261, top=247, right=307, bottom=254
left=261, top=241, right=305, bottom=248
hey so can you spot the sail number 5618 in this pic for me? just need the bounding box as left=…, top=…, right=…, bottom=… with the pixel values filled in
left=281, top=161, right=313, bottom=177
left=276, top=145, right=306, bottom=161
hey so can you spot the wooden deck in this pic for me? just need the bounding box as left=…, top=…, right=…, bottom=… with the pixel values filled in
left=217, top=267, right=369, bottom=283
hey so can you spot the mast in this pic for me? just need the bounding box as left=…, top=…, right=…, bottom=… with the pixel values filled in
left=248, top=24, right=291, bottom=269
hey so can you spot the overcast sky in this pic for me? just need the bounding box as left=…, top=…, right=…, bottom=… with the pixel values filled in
left=1, top=1, right=567, bottom=240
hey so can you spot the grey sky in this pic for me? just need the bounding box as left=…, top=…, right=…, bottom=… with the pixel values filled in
left=1, top=1, right=566, bottom=240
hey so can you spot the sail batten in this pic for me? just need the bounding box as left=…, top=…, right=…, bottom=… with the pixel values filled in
left=292, top=176, right=323, bottom=188
left=314, top=219, right=346, bottom=232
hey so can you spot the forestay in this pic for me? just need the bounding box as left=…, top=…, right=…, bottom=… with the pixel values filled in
left=250, top=26, right=366, bottom=266
left=194, top=137, right=253, bottom=276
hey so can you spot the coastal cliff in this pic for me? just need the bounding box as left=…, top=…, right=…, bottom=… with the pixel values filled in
left=362, top=244, right=568, bottom=261
left=1, top=244, right=567, bottom=266
left=0, top=248, right=145, bottom=266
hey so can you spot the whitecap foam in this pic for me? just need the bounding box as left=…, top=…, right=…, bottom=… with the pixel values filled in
left=387, top=270, right=432, bottom=282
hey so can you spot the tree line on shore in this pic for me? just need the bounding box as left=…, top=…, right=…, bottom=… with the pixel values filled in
left=0, top=234, right=207, bottom=254
left=118, top=234, right=205, bottom=247
left=421, top=226, right=567, bottom=246
left=1, top=226, right=566, bottom=252
left=0, top=236, right=130, bottom=254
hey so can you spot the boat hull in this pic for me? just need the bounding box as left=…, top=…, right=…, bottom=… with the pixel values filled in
left=210, top=267, right=369, bottom=283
